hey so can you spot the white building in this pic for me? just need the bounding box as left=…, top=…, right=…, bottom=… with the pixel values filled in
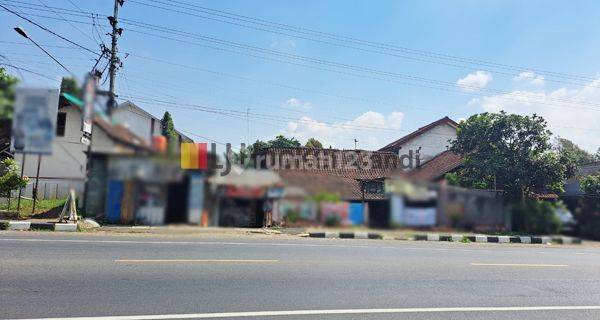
left=379, top=116, right=459, bottom=169
left=13, top=101, right=191, bottom=199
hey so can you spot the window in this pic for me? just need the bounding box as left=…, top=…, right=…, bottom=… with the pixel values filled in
left=56, top=112, right=66, bottom=137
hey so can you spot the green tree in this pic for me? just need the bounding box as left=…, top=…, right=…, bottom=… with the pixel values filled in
left=268, top=135, right=300, bottom=148
left=556, top=138, right=595, bottom=165
left=160, top=111, right=177, bottom=154
left=0, top=67, right=19, bottom=119
left=58, top=77, right=81, bottom=107
left=0, top=158, right=28, bottom=200
left=580, top=174, right=600, bottom=195
left=305, top=138, right=323, bottom=148
left=160, top=111, right=176, bottom=138
left=450, top=111, right=568, bottom=200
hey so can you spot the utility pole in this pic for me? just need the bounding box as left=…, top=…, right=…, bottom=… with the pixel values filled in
left=107, top=0, right=124, bottom=115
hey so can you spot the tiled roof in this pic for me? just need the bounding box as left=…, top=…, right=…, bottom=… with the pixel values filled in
left=278, top=170, right=384, bottom=200
left=407, top=150, right=463, bottom=181
left=257, top=147, right=402, bottom=180
left=379, top=116, right=458, bottom=152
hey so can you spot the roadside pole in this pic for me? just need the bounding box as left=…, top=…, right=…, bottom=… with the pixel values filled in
left=15, top=154, right=26, bottom=216
left=31, top=155, right=42, bottom=214
left=80, top=73, right=98, bottom=216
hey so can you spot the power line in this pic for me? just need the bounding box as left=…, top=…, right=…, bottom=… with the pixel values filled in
left=6, top=3, right=600, bottom=112
left=0, top=3, right=98, bottom=55
left=5, top=0, right=600, bottom=92
left=122, top=26, right=600, bottom=112
left=133, top=0, right=598, bottom=83
left=0, top=62, right=60, bottom=81
left=35, top=0, right=98, bottom=46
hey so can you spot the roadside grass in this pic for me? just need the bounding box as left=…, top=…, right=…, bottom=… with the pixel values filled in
left=0, top=198, right=66, bottom=217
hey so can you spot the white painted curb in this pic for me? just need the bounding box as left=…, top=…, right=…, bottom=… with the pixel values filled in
left=451, top=234, right=463, bottom=241
left=354, top=232, right=369, bottom=239
left=7, top=221, right=31, bottom=230
left=324, top=232, right=338, bottom=238
left=426, top=234, right=440, bottom=241
left=519, top=236, right=532, bottom=244
left=475, top=235, right=487, bottom=243
left=498, top=236, right=510, bottom=243
left=54, top=223, right=77, bottom=232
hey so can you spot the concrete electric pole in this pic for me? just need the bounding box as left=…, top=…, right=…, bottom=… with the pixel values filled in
left=107, top=0, right=124, bottom=115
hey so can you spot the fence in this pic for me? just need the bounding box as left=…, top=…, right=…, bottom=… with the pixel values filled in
left=4, top=179, right=84, bottom=201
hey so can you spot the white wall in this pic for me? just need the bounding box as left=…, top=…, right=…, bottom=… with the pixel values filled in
left=396, top=123, right=457, bottom=167
left=14, top=105, right=86, bottom=182
left=112, top=103, right=155, bottom=142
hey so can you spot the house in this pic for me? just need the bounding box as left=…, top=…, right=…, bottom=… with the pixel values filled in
left=379, top=116, right=459, bottom=168
left=209, top=166, right=283, bottom=227
left=564, top=161, right=600, bottom=196
left=11, top=101, right=191, bottom=200
left=112, top=101, right=192, bottom=147
left=254, top=147, right=403, bottom=227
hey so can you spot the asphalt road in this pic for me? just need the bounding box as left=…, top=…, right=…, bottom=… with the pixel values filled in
left=1, top=232, right=599, bottom=320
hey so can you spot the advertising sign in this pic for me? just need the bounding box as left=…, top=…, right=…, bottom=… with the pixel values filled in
left=10, top=88, right=59, bottom=154
left=81, top=74, right=96, bottom=135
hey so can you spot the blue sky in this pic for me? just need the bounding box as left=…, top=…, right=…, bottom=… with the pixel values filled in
left=2, top=0, right=600, bottom=152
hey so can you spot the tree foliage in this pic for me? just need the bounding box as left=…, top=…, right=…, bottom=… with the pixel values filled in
left=160, top=111, right=177, bottom=154
left=450, top=111, right=568, bottom=200
left=555, top=138, right=595, bottom=177
left=0, top=68, right=19, bottom=119
left=58, top=77, right=81, bottom=107
left=268, top=135, right=301, bottom=148
left=305, top=138, right=323, bottom=148
left=580, top=174, right=600, bottom=195
left=160, top=111, right=176, bottom=138
left=0, top=158, right=28, bottom=198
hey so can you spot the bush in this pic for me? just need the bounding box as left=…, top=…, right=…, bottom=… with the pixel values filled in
left=566, top=196, right=600, bottom=240
left=285, top=210, right=300, bottom=223
left=325, top=215, right=341, bottom=227
left=511, top=199, right=561, bottom=234
left=0, top=158, right=28, bottom=198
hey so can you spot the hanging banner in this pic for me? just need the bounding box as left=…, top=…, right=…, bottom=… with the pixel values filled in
left=11, top=87, right=59, bottom=154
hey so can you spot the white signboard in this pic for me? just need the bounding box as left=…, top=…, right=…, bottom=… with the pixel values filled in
left=10, top=88, right=59, bottom=155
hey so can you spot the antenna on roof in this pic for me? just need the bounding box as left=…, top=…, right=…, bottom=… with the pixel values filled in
left=354, top=139, right=358, bottom=150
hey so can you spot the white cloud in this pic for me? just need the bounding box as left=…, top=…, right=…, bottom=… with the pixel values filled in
left=513, top=71, right=545, bottom=86
left=456, top=71, right=493, bottom=92
left=284, top=98, right=312, bottom=109
left=269, top=39, right=296, bottom=50
left=469, top=78, right=600, bottom=152
left=284, top=111, right=405, bottom=149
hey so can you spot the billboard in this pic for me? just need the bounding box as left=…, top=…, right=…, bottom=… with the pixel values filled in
left=10, top=88, right=59, bottom=155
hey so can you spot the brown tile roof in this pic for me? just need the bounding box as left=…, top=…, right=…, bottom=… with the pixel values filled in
left=278, top=170, right=384, bottom=201
left=408, top=150, right=463, bottom=181
left=379, top=116, right=458, bottom=152
left=257, top=147, right=402, bottom=180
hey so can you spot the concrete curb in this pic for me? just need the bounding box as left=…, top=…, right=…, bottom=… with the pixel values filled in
left=1, top=221, right=78, bottom=232
left=308, top=232, right=383, bottom=239
left=413, top=233, right=581, bottom=245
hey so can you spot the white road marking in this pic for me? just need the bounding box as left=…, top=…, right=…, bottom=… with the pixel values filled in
left=0, top=237, right=586, bottom=255
left=471, top=263, right=568, bottom=267
left=10, top=306, right=600, bottom=320
left=115, top=259, right=278, bottom=263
